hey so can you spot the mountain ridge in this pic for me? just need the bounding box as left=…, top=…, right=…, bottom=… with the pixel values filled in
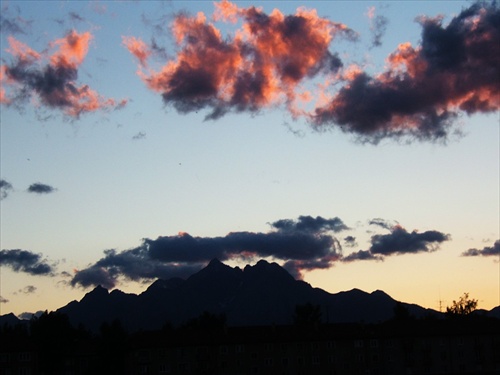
left=2, top=259, right=499, bottom=331
left=56, top=259, right=436, bottom=331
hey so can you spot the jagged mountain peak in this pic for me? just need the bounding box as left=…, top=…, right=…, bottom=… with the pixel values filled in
left=207, top=257, right=224, bottom=267
left=52, top=259, right=443, bottom=332
left=81, top=284, right=108, bottom=300
left=146, top=277, right=185, bottom=293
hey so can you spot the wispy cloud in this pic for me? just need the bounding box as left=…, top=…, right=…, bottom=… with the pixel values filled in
left=132, top=131, right=146, bottom=140
left=0, top=4, right=33, bottom=35
left=342, top=250, right=383, bottom=263
left=0, top=249, right=55, bottom=276
left=366, top=6, right=388, bottom=48
left=19, top=285, right=37, bottom=294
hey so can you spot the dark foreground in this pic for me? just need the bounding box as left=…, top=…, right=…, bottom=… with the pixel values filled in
left=1, top=313, right=500, bottom=375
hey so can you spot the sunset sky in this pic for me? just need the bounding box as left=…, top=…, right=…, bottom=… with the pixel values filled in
left=0, top=0, right=499, bottom=318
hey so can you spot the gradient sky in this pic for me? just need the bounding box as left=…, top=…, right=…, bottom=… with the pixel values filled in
left=0, top=0, right=499, bottom=318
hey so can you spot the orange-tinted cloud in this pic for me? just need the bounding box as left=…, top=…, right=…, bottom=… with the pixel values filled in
left=125, top=1, right=355, bottom=120
left=313, top=2, right=500, bottom=142
left=1, top=30, right=127, bottom=117
left=122, top=36, right=151, bottom=67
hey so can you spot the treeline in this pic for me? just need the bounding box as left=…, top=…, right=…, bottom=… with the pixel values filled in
left=0, top=298, right=498, bottom=374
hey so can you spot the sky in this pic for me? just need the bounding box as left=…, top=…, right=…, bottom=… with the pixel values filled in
left=0, top=0, right=499, bottom=318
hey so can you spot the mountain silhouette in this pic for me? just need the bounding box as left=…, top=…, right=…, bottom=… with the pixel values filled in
left=55, top=259, right=442, bottom=331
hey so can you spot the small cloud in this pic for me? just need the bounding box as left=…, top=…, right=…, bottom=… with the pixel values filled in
left=461, top=240, right=500, bottom=257
left=27, top=182, right=56, bottom=194
left=0, top=296, right=9, bottom=303
left=0, top=179, right=13, bottom=200
left=0, top=249, right=55, bottom=276
left=366, top=6, right=388, bottom=47
left=369, top=226, right=450, bottom=256
left=69, top=12, right=85, bottom=23
left=368, top=218, right=398, bottom=231
left=341, top=222, right=449, bottom=263
left=343, top=235, right=357, bottom=248
left=132, top=131, right=146, bottom=140
left=19, top=285, right=37, bottom=294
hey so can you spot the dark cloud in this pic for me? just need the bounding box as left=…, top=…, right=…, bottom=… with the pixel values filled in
left=313, top=2, right=500, bottom=142
left=342, top=250, right=383, bottom=262
left=1, top=30, right=127, bottom=117
left=27, top=182, right=56, bottom=194
left=343, top=235, right=357, bottom=248
left=368, top=226, right=449, bottom=256
left=342, top=224, right=449, bottom=262
left=0, top=296, right=8, bottom=304
left=0, top=179, right=13, bottom=200
left=270, top=215, right=349, bottom=234
left=125, top=1, right=355, bottom=120
left=0, top=249, right=55, bottom=276
left=71, top=215, right=348, bottom=289
left=71, top=215, right=451, bottom=288
left=461, top=240, right=500, bottom=257
left=71, top=253, right=202, bottom=290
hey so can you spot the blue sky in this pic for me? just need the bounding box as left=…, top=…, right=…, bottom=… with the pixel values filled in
left=0, top=0, right=499, bottom=317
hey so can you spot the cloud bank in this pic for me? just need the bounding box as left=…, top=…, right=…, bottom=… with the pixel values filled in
left=0, top=30, right=127, bottom=117
left=71, top=215, right=348, bottom=288
left=0, top=249, right=55, bottom=276
left=71, top=215, right=450, bottom=289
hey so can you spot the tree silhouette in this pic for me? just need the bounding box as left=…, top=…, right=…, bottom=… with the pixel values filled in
left=445, top=292, right=478, bottom=317
left=98, top=319, right=128, bottom=374
left=30, top=311, right=80, bottom=374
